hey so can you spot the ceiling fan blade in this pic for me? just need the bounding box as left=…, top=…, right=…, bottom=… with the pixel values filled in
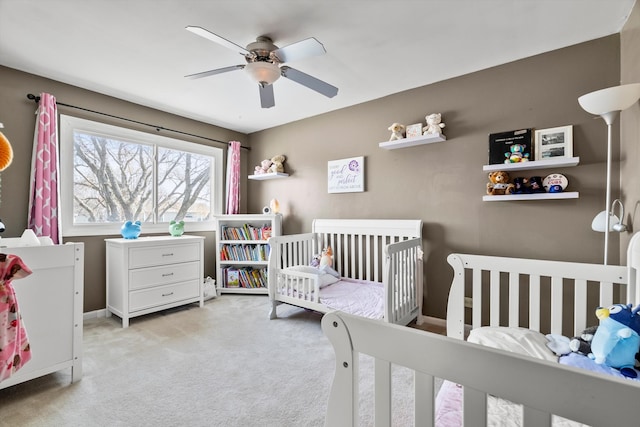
left=185, top=64, right=245, bottom=80
left=259, top=84, right=275, bottom=108
left=272, top=38, right=326, bottom=63
left=281, top=66, right=338, bottom=98
left=185, top=26, right=249, bottom=56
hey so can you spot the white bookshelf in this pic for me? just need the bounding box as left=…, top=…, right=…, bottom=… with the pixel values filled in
left=378, top=133, right=446, bottom=149
left=215, top=214, right=282, bottom=294
left=248, top=172, right=289, bottom=180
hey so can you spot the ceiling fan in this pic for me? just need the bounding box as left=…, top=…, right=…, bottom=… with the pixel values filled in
left=185, top=26, right=339, bottom=108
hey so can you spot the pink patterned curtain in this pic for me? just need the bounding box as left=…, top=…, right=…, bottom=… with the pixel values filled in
left=225, top=141, right=241, bottom=214
left=27, top=93, right=60, bottom=244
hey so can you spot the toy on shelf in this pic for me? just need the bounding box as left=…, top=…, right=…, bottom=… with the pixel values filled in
left=423, top=113, right=445, bottom=136
left=512, top=176, right=546, bottom=194
left=120, top=220, right=141, bottom=239
left=388, top=123, right=405, bottom=141
left=543, top=173, right=568, bottom=193
left=486, top=171, right=514, bottom=195
left=504, top=143, right=530, bottom=163
left=254, top=159, right=273, bottom=175
left=269, top=155, right=286, bottom=173
left=169, top=220, right=185, bottom=237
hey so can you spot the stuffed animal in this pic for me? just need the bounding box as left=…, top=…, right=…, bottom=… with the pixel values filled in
left=120, top=220, right=141, bottom=239
left=254, top=159, right=272, bottom=175
left=486, top=171, right=515, bottom=195
left=423, top=113, right=445, bottom=136
left=504, top=143, right=530, bottom=164
left=0, top=219, right=5, bottom=234
left=590, top=303, right=640, bottom=378
left=388, top=123, right=405, bottom=141
left=310, top=254, right=321, bottom=268
left=169, top=220, right=185, bottom=237
left=569, top=325, right=598, bottom=356
left=319, top=246, right=333, bottom=268
left=269, top=155, right=286, bottom=174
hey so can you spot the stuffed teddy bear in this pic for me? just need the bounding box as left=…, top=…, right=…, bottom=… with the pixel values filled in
left=269, top=155, right=286, bottom=173
left=504, top=143, right=530, bottom=164
left=254, top=159, right=272, bottom=175
left=319, top=246, right=333, bottom=268
left=388, top=123, right=405, bottom=141
left=423, top=113, right=445, bottom=136
left=486, top=171, right=515, bottom=195
left=590, top=303, right=640, bottom=378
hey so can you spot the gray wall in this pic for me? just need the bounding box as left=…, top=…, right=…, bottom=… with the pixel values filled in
left=247, top=35, right=624, bottom=319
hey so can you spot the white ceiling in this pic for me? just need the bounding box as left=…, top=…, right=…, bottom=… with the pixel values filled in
left=0, top=1, right=636, bottom=134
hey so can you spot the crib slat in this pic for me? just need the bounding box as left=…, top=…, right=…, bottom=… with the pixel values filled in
left=374, top=359, right=392, bottom=427
left=414, top=372, right=435, bottom=427
left=550, top=276, right=563, bottom=335
left=529, top=275, right=541, bottom=331
left=463, top=387, right=487, bottom=426
left=472, top=268, right=482, bottom=330
left=523, top=406, right=551, bottom=427
left=574, top=279, right=587, bottom=337
left=599, top=281, right=614, bottom=308
left=490, top=270, right=500, bottom=327
left=509, top=272, right=519, bottom=327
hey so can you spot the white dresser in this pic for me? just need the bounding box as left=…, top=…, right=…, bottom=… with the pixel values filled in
left=105, top=235, right=205, bottom=328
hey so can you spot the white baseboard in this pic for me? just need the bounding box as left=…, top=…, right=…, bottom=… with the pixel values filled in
left=83, top=309, right=107, bottom=321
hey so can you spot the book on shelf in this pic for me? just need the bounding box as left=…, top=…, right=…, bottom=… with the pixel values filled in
left=225, top=269, right=240, bottom=287
left=488, top=128, right=533, bottom=165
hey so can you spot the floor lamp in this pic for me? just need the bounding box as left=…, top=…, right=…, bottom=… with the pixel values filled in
left=578, top=83, right=640, bottom=265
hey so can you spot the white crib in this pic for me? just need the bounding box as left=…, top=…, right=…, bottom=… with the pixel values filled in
left=322, top=233, right=640, bottom=426
left=267, top=219, right=423, bottom=325
left=0, top=242, right=84, bottom=390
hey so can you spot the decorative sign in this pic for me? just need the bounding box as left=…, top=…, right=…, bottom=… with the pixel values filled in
left=327, top=156, right=365, bottom=193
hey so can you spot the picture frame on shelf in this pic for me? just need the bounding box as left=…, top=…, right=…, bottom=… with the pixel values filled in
left=535, top=125, right=573, bottom=161
left=405, top=123, right=423, bottom=138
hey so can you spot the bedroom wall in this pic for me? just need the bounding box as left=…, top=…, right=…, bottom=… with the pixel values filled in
left=247, top=35, right=624, bottom=320
left=620, top=0, right=640, bottom=257
left=0, top=65, right=248, bottom=311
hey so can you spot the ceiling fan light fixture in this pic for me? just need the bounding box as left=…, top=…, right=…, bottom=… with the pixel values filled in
left=245, top=61, right=281, bottom=86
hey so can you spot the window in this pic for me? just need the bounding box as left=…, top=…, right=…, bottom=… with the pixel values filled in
left=60, top=115, right=223, bottom=236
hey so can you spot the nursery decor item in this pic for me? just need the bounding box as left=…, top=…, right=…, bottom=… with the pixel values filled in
left=269, top=155, right=286, bottom=173
left=504, top=143, right=530, bottom=163
left=169, top=220, right=185, bottom=237
left=534, top=125, right=573, bottom=161
left=542, top=173, right=568, bottom=193
left=328, top=157, right=364, bottom=193
left=387, top=123, right=405, bottom=141
left=422, top=113, right=445, bottom=136
left=590, top=303, right=640, bottom=377
left=120, top=220, right=141, bottom=239
left=578, top=83, right=640, bottom=264
left=486, top=171, right=514, bottom=195
left=0, top=130, right=14, bottom=171
left=319, top=246, right=333, bottom=268
left=254, top=159, right=272, bottom=175
left=488, top=129, right=533, bottom=165
left=269, top=198, right=280, bottom=214
left=405, top=123, right=422, bottom=138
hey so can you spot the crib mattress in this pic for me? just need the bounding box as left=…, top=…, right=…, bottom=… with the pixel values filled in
left=319, top=278, right=384, bottom=320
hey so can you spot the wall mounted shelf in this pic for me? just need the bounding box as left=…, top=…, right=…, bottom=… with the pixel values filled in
left=483, top=192, right=579, bottom=202
left=378, top=133, right=446, bottom=150
left=483, top=157, right=580, bottom=172
left=248, top=172, right=289, bottom=180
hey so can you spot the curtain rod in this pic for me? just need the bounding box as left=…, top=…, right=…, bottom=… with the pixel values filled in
left=26, top=93, right=250, bottom=151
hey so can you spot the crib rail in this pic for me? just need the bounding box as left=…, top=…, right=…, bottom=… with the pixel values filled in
left=446, top=253, right=627, bottom=340
left=384, top=238, right=423, bottom=325
left=322, top=310, right=640, bottom=427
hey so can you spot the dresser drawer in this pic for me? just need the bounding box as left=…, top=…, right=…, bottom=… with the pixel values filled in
left=129, top=261, right=200, bottom=290
left=129, top=279, right=200, bottom=312
left=129, top=242, right=200, bottom=268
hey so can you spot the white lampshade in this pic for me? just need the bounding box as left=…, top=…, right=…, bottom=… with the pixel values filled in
left=591, top=210, right=620, bottom=232
left=578, top=83, right=640, bottom=115
left=245, top=61, right=281, bottom=85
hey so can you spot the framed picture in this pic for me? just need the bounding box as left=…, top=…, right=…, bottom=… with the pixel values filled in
left=405, top=123, right=423, bottom=138
left=535, top=125, right=573, bottom=160
left=328, top=156, right=364, bottom=193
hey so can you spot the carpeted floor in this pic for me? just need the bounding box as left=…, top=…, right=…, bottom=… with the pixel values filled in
left=0, top=295, right=443, bottom=427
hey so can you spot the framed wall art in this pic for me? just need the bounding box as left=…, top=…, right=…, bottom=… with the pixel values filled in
left=535, top=125, right=573, bottom=160
left=327, top=156, right=364, bottom=193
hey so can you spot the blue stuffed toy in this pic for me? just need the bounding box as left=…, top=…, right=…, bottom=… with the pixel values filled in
left=589, top=303, right=640, bottom=378
left=120, top=220, right=142, bottom=239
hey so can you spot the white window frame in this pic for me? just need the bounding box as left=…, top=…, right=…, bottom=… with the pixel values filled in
left=59, top=115, right=223, bottom=237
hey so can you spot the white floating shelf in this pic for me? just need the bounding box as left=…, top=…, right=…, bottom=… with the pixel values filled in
left=378, top=133, right=446, bottom=149
left=483, top=191, right=579, bottom=202
left=483, top=157, right=580, bottom=172
left=248, top=172, right=289, bottom=180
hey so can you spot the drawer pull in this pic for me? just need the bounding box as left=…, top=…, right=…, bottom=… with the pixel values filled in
left=162, top=292, right=174, bottom=297
left=161, top=273, right=174, bottom=277
left=162, top=253, right=174, bottom=257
